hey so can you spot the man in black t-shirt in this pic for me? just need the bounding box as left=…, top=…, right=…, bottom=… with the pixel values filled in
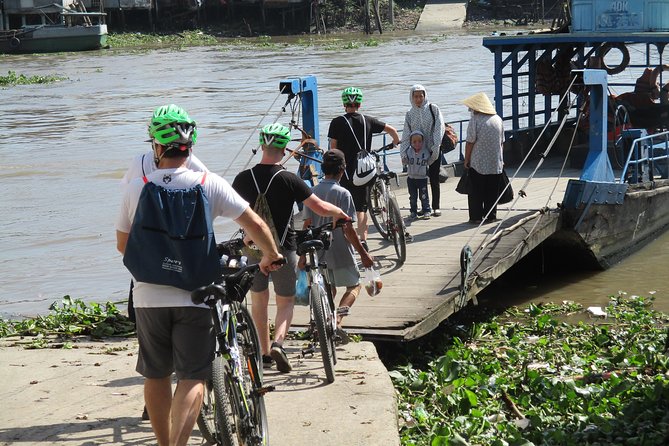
left=232, top=123, right=348, bottom=373
left=328, top=87, right=400, bottom=247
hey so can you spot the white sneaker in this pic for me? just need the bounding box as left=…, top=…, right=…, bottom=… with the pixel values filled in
left=433, top=209, right=442, bottom=217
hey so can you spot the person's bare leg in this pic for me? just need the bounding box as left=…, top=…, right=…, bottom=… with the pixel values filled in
left=356, top=211, right=368, bottom=242
left=170, top=379, right=204, bottom=446
left=251, top=289, right=271, bottom=355
left=337, top=285, right=360, bottom=327
left=144, top=376, right=172, bottom=446
left=273, top=294, right=294, bottom=345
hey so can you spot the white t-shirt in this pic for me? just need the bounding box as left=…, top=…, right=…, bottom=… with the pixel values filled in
left=120, top=151, right=207, bottom=186
left=116, top=167, right=249, bottom=308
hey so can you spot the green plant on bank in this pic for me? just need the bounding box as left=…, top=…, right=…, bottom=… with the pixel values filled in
left=0, top=70, right=67, bottom=87
left=106, top=30, right=218, bottom=48
left=0, top=295, right=135, bottom=346
left=389, top=295, right=669, bottom=446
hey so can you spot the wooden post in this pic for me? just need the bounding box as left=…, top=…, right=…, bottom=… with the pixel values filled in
left=387, top=0, right=393, bottom=25
left=364, top=0, right=370, bottom=34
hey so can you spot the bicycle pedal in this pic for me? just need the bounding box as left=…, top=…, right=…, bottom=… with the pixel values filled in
left=257, top=385, right=275, bottom=396
left=301, top=345, right=316, bottom=357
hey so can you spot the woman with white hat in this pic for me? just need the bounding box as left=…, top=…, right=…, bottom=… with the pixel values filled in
left=462, top=92, right=505, bottom=224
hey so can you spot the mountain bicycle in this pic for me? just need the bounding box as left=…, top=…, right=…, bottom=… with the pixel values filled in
left=295, top=219, right=347, bottom=384
left=366, top=143, right=408, bottom=265
left=193, top=238, right=281, bottom=446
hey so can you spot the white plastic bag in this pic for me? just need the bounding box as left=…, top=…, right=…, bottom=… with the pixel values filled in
left=362, top=267, right=383, bottom=296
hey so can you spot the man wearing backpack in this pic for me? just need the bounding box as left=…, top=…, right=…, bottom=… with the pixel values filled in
left=232, top=123, right=349, bottom=373
left=327, top=87, right=400, bottom=249
left=116, top=105, right=283, bottom=446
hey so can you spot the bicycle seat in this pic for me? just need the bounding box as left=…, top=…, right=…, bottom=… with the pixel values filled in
left=297, top=239, right=324, bottom=256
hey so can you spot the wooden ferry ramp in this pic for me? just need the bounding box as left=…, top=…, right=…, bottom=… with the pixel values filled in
left=285, top=161, right=582, bottom=342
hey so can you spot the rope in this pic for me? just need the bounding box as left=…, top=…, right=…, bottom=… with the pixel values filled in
left=221, top=84, right=288, bottom=178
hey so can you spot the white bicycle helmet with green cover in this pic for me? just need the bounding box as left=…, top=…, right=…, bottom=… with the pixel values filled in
left=148, top=104, right=198, bottom=148
left=259, top=123, right=291, bottom=149
left=341, top=87, right=363, bottom=106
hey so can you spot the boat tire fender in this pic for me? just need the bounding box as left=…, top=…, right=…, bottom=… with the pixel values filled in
left=10, top=37, right=20, bottom=49
left=597, top=43, right=630, bottom=75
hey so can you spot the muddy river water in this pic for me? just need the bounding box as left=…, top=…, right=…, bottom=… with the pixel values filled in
left=1, top=32, right=667, bottom=317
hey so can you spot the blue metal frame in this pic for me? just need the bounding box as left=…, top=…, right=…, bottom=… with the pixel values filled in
left=279, top=75, right=322, bottom=183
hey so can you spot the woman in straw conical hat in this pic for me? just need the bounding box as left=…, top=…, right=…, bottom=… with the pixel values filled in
left=462, top=92, right=505, bottom=224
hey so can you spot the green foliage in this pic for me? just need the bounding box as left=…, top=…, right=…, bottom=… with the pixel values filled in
left=390, top=295, right=669, bottom=445
left=0, top=70, right=67, bottom=87
left=107, top=30, right=218, bottom=48
left=0, top=296, right=135, bottom=346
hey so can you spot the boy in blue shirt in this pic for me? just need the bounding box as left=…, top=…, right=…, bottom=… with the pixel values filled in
left=302, top=149, right=374, bottom=343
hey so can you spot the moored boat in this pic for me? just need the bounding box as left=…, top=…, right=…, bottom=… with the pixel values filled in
left=0, top=1, right=107, bottom=54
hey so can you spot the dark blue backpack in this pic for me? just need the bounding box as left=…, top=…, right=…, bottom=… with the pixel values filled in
left=123, top=173, right=220, bottom=291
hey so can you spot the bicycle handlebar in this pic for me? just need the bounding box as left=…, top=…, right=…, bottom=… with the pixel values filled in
left=191, top=263, right=260, bottom=306
left=372, top=142, right=397, bottom=154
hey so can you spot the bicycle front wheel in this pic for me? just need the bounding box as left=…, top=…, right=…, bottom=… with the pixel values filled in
left=311, top=283, right=336, bottom=383
left=388, top=195, right=407, bottom=265
left=367, top=181, right=389, bottom=239
left=196, top=375, right=219, bottom=445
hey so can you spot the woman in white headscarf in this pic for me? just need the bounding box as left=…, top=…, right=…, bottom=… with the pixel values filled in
left=462, top=92, right=504, bottom=224
left=401, top=84, right=445, bottom=217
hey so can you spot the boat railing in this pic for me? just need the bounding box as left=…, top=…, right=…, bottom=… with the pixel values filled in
left=619, top=130, right=669, bottom=184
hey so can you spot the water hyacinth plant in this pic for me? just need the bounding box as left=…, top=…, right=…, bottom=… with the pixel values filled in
left=389, top=295, right=669, bottom=446
left=0, top=295, right=134, bottom=345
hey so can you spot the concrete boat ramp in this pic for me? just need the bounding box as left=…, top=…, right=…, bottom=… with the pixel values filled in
left=415, top=0, right=467, bottom=32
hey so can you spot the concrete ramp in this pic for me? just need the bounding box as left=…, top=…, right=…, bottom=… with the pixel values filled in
left=415, top=0, right=467, bottom=32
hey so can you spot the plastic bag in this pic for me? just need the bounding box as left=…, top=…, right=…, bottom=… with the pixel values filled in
left=362, top=267, right=383, bottom=296
left=295, top=269, right=309, bottom=306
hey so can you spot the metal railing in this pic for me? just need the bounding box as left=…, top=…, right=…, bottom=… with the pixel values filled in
left=619, top=130, right=669, bottom=184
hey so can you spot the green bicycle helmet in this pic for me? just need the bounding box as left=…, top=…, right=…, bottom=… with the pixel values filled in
left=341, top=87, right=363, bottom=105
left=259, top=123, right=291, bottom=149
left=148, top=104, right=198, bottom=147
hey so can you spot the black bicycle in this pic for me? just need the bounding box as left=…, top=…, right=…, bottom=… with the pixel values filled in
left=296, top=219, right=347, bottom=383
left=193, top=238, right=276, bottom=446
left=366, top=143, right=408, bottom=265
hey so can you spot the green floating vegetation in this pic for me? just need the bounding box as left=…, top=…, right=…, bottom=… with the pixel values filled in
left=390, top=295, right=669, bottom=446
left=107, top=30, right=218, bottom=48
left=0, top=295, right=134, bottom=348
left=0, top=70, right=67, bottom=87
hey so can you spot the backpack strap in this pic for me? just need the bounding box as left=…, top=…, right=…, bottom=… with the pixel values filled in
left=249, top=167, right=284, bottom=194
left=141, top=154, right=149, bottom=184
left=429, top=103, right=436, bottom=131
left=342, top=114, right=367, bottom=153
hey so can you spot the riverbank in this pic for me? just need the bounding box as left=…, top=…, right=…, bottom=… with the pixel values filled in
left=0, top=337, right=399, bottom=445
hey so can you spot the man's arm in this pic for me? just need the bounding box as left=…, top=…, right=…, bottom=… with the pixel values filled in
left=116, top=230, right=129, bottom=255
left=343, top=222, right=373, bottom=268
left=384, top=124, right=401, bottom=146
left=329, top=138, right=338, bottom=150
left=303, top=194, right=349, bottom=222
left=234, top=208, right=283, bottom=275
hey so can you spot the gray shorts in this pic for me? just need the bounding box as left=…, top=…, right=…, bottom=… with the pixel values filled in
left=327, top=266, right=361, bottom=288
left=250, top=248, right=298, bottom=296
left=135, top=307, right=214, bottom=380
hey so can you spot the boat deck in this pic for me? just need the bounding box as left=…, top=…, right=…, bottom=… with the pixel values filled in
left=282, top=161, right=584, bottom=342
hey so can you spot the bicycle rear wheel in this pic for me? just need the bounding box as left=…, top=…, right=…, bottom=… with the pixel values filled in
left=235, top=303, right=269, bottom=446
left=311, top=282, right=336, bottom=383
left=197, top=355, right=236, bottom=446
left=388, top=196, right=407, bottom=265
left=366, top=181, right=389, bottom=239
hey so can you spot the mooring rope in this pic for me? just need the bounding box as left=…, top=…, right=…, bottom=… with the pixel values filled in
left=221, top=84, right=288, bottom=178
